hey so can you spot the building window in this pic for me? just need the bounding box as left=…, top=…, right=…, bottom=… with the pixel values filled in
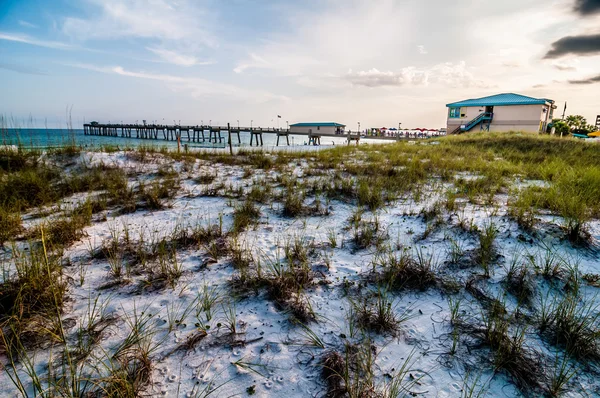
left=449, top=107, right=461, bottom=118
left=317, top=126, right=320, bottom=130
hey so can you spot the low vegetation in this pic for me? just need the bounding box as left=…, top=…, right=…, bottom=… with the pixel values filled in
left=1, top=132, right=599, bottom=397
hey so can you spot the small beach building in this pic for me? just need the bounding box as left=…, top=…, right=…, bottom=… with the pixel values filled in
left=445, top=93, right=556, bottom=134
left=289, top=122, right=346, bottom=135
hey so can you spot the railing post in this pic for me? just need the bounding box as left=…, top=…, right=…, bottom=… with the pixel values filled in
left=228, top=123, right=233, bottom=155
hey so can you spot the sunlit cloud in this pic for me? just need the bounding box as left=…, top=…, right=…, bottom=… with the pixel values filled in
left=146, top=47, right=215, bottom=67
left=344, top=62, right=494, bottom=89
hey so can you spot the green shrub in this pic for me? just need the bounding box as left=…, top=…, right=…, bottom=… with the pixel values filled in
left=0, top=168, right=59, bottom=209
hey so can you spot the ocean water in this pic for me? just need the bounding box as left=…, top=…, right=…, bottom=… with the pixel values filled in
left=1, top=128, right=375, bottom=150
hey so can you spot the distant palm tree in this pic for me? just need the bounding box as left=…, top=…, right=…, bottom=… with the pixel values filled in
left=565, top=115, right=587, bottom=130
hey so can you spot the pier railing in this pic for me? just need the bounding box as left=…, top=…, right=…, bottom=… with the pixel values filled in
left=83, top=123, right=443, bottom=147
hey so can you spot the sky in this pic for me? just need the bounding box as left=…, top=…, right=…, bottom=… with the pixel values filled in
left=0, top=0, right=599, bottom=130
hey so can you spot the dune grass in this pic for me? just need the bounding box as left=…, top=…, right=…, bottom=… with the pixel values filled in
left=2, top=132, right=600, bottom=396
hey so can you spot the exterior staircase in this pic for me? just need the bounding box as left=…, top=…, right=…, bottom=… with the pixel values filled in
left=450, top=112, right=493, bottom=134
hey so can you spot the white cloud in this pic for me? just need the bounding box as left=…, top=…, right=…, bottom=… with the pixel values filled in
left=345, top=68, right=426, bottom=87
left=233, top=1, right=423, bottom=76
left=18, top=20, right=38, bottom=29
left=417, top=45, right=428, bottom=55
left=501, top=61, right=522, bottom=68
left=68, top=63, right=287, bottom=103
left=62, top=0, right=217, bottom=65
left=233, top=51, right=321, bottom=76
left=344, top=62, right=493, bottom=89
left=146, top=47, right=214, bottom=67
left=0, top=32, right=74, bottom=50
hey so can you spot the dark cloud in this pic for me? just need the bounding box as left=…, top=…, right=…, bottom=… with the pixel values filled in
left=0, top=63, right=47, bottom=75
left=573, top=0, right=600, bottom=15
left=544, top=33, right=600, bottom=58
left=569, top=74, right=600, bottom=84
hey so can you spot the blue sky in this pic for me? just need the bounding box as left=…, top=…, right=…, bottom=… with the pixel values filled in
left=1, top=0, right=599, bottom=129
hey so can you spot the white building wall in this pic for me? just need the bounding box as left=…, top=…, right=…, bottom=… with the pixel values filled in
left=290, top=125, right=341, bottom=135
left=446, top=104, right=550, bottom=133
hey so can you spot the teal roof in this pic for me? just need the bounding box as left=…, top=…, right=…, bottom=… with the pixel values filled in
left=290, top=122, right=345, bottom=127
left=446, top=93, right=553, bottom=107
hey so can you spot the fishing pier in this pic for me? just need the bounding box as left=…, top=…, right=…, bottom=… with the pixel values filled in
left=83, top=122, right=362, bottom=146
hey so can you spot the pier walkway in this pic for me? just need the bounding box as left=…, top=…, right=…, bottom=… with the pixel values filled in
left=83, top=123, right=441, bottom=146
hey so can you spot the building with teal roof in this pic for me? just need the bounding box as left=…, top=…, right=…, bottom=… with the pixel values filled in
left=289, top=122, right=346, bottom=135
left=445, top=93, right=556, bottom=134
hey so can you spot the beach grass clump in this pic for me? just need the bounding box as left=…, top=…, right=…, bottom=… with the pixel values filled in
left=104, top=308, right=156, bottom=396
left=350, top=212, right=387, bottom=250
left=371, top=247, right=437, bottom=291
left=455, top=172, right=505, bottom=203
left=504, top=257, right=535, bottom=305
left=188, top=220, right=224, bottom=248
left=282, top=188, right=305, bottom=218
left=72, top=295, right=116, bottom=362
left=45, top=202, right=93, bottom=247
left=142, top=242, right=183, bottom=290
left=0, top=167, right=60, bottom=209
left=0, top=206, right=22, bottom=246
left=0, top=242, right=66, bottom=352
left=542, top=177, right=594, bottom=244
left=232, top=199, right=260, bottom=234
left=0, top=147, right=40, bottom=172
left=548, top=353, right=577, bottom=397
left=539, top=293, right=600, bottom=362
left=481, top=315, right=543, bottom=393
left=320, top=339, right=418, bottom=397
left=325, top=175, right=355, bottom=202
left=508, top=186, right=542, bottom=231
left=138, top=177, right=179, bottom=210
left=194, top=172, right=217, bottom=185
left=248, top=254, right=316, bottom=322
left=320, top=341, right=376, bottom=398
left=61, top=165, right=129, bottom=196
left=357, top=178, right=384, bottom=210
left=284, top=234, right=315, bottom=265
left=353, top=288, right=408, bottom=335
left=454, top=300, right=546, bottom=394
left=532, top=247, right=565, bottom=282
left=477, top=221, right=498, bottom=277
left=514, top=167, right=600, bottom=243
left=246, top=152, right=274, bottom=170
left=229, top=238, right=253, bottom=269
left=247, top=182, right=272, bottom=203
